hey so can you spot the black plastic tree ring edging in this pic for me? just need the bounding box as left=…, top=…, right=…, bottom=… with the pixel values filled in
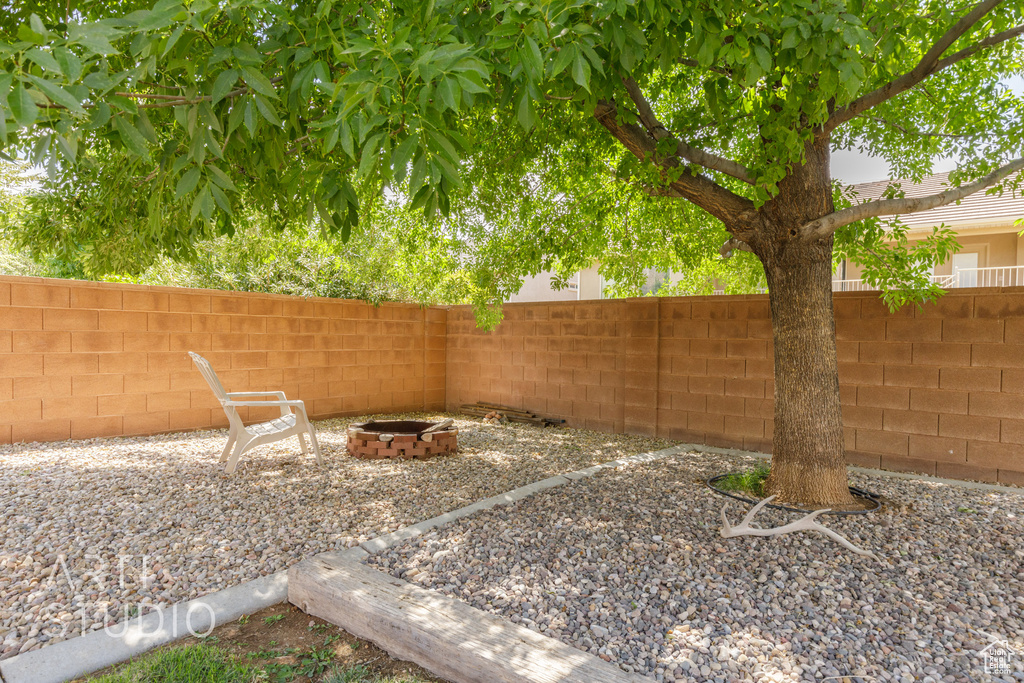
left=706, top=473, right=882, bottom=515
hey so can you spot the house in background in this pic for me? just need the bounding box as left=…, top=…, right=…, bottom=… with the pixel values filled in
left=507, top=263, right=674, bottom=302
left=508, top=172, right=1024, bottom=302
left=833, top=172, right=1024, bottom=291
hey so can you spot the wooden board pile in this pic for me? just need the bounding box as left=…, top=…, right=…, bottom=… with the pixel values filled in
left=459, top=402, right=565, bottom=427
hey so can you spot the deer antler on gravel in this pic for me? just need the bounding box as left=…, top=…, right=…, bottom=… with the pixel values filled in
left=720, top=495, right=881, bottom=562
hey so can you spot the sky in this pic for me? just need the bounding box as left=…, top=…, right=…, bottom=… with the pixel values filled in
left=831, top=148, right=958, bottom=185
left=832, top=75, right=1024, bottom=186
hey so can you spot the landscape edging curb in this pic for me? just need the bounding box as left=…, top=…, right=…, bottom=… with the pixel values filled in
left=357, top=445, right=689, bottom=555
left=0, top=571, right=288, bottom=683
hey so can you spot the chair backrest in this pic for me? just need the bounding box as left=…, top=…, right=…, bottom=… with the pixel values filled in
left=188, top=352, right=230, bottom=404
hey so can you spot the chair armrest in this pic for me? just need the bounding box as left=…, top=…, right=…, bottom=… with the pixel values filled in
left=226, top=391, right=288, bottom=400
left=224, top=400, right=304, bottom=407
left=224, top=398, right=306, bottom=418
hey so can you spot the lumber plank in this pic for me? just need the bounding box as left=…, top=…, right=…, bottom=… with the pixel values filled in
left=288, top=556, right=647, bottom=683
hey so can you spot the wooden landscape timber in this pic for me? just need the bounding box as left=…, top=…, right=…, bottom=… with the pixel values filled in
left=459, top=402, right=565, bottom=427
left=288, top=552, right=646, bottom=683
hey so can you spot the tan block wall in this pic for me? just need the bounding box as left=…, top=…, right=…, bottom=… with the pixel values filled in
left=446, top=289, right=1024, bottom=486
left=0, top=276, right=446, bottom=443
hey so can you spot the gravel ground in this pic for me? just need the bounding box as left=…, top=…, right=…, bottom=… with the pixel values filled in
left=0, top=414, right=670, bottom=660
left=368, top=450, right=1024, bottom=683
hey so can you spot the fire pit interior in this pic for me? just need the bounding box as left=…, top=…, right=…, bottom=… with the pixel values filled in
left=346, top=420, right=458, bottom=460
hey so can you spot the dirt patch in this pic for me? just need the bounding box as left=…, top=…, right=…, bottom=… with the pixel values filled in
left=80, top=601, right=446, bottom=682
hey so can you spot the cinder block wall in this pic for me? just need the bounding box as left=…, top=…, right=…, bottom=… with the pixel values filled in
left=445, top=289, right=1024, bottom=486
left=3, top=274, right=1021, bottom=486
left=0, top=276, right=446, bottom=443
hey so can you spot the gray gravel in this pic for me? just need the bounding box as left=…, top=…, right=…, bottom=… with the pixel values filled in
left=0, top=414, right=670, bottom=659
left=368, top=450, right=1024, bottom=683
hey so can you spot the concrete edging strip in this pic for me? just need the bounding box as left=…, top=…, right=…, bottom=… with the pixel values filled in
left=0, top=571, right=288, bottom=683
left=359, top=445, right=688, bottom=555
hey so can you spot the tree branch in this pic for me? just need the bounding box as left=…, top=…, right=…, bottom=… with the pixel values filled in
left=678, top=58, right=733, bottom=77
left=593, top=98, right=758, bottom=233
left=858, top=114, right=975, bottom=140
left=621, top=76, right=755, bottom=185
left=930, top=23, right=1024, bottom=72
left=826, top=0, right=1018, bottom=132
left=720, top=238, right=754, bottom=258
left=799, top=157, right=1024, bottom=238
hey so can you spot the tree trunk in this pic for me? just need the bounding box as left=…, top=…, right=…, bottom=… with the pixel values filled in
left=747, top=135, right=855, bottom=509
left=762, top=238, right=855, bottom=508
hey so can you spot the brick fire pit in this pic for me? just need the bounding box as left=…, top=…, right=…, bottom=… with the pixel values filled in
left=346, top=420, right=458, bottom=460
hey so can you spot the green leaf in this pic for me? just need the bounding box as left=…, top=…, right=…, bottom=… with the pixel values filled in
left=243, top=100, right=256, bottom=135
left=88, top=102, right=111, bottom=129
left=242, top=67, right=277, bottom=99
left=408, top=152, right=427, bottom=197
left=210, top=183, right=232, bottom=215
left=253, top=94, right=281, bottom=127
left=323, top=124, right=340, bottom=154
left=29, top=14, right=48, bottom=39
left=9, top=84, right=37, bottom=128
left=551, top=44, right=575, bottom=76
left=113, top=116, right=152, bottom=160
left=56, top=133, right=78, bottom=163
left=176, top=167, right=201, bottom=197
left=211, top=69, right=239, bottom=104
left=427, top=129, right=459, bottom=163
left=190, top=183, right=211, bottom=221
left=522, top=36, right=543, bottom=78
left=340, top=118, right=354, bottom=157
left=391, top=132, right=419, bottom=182
left=517, top=90, right=535, bottom=130
left=27, top=76, right=86, bottom=114
left=0, top=74, right=12, bottom=106
left=25, top=48, right=62, bottom=74
left=68, top=23, right=118, bottom=55
left=437, top=77, right=459, bottom=111
left=357, top=133, right=382, bottom=178
left=54, top=48, right=83, bottom=83
left=162, top=23, right=186, bottom=57
left=207, top=164, right=238, bottom=192
left=754, top=45, right=771, bottom=74
left=226, top=100, right=245, bottom=133
left=782, top=28, right=799, bottom=50
left=456, top=70, right=488, bottom=94
left=571, top=53, right=590, bottom=91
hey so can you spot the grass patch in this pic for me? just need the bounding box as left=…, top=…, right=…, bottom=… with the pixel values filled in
left=714, top=463, right=770, bottom=498
left=92, top=643, right=435, bottom=683
left=92, top=644, right=257, bottom=682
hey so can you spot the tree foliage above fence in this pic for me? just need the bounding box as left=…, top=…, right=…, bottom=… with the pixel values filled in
left=0, top=0, right=1021, bottom=308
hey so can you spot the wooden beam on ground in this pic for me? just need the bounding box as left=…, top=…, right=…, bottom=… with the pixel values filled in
left=288, top=554, right=647, bottom=683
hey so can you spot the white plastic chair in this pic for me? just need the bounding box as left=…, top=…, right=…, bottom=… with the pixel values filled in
left=188, top=352, right=323, bottom=473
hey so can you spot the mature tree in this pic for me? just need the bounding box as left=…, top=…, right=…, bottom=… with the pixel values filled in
left=1, top=157, right=472, bottom=303
left=2, top=0, right=1022, bottom=506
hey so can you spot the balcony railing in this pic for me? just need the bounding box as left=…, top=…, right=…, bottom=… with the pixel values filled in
left=832, top=266, right=1024, bottom=292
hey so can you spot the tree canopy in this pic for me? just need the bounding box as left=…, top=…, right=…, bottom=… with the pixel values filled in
left=3, top=0, right=1020, bottom=310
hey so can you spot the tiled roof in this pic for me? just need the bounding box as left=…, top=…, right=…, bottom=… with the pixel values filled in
left=845, top=171, right=1024, bottom=229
